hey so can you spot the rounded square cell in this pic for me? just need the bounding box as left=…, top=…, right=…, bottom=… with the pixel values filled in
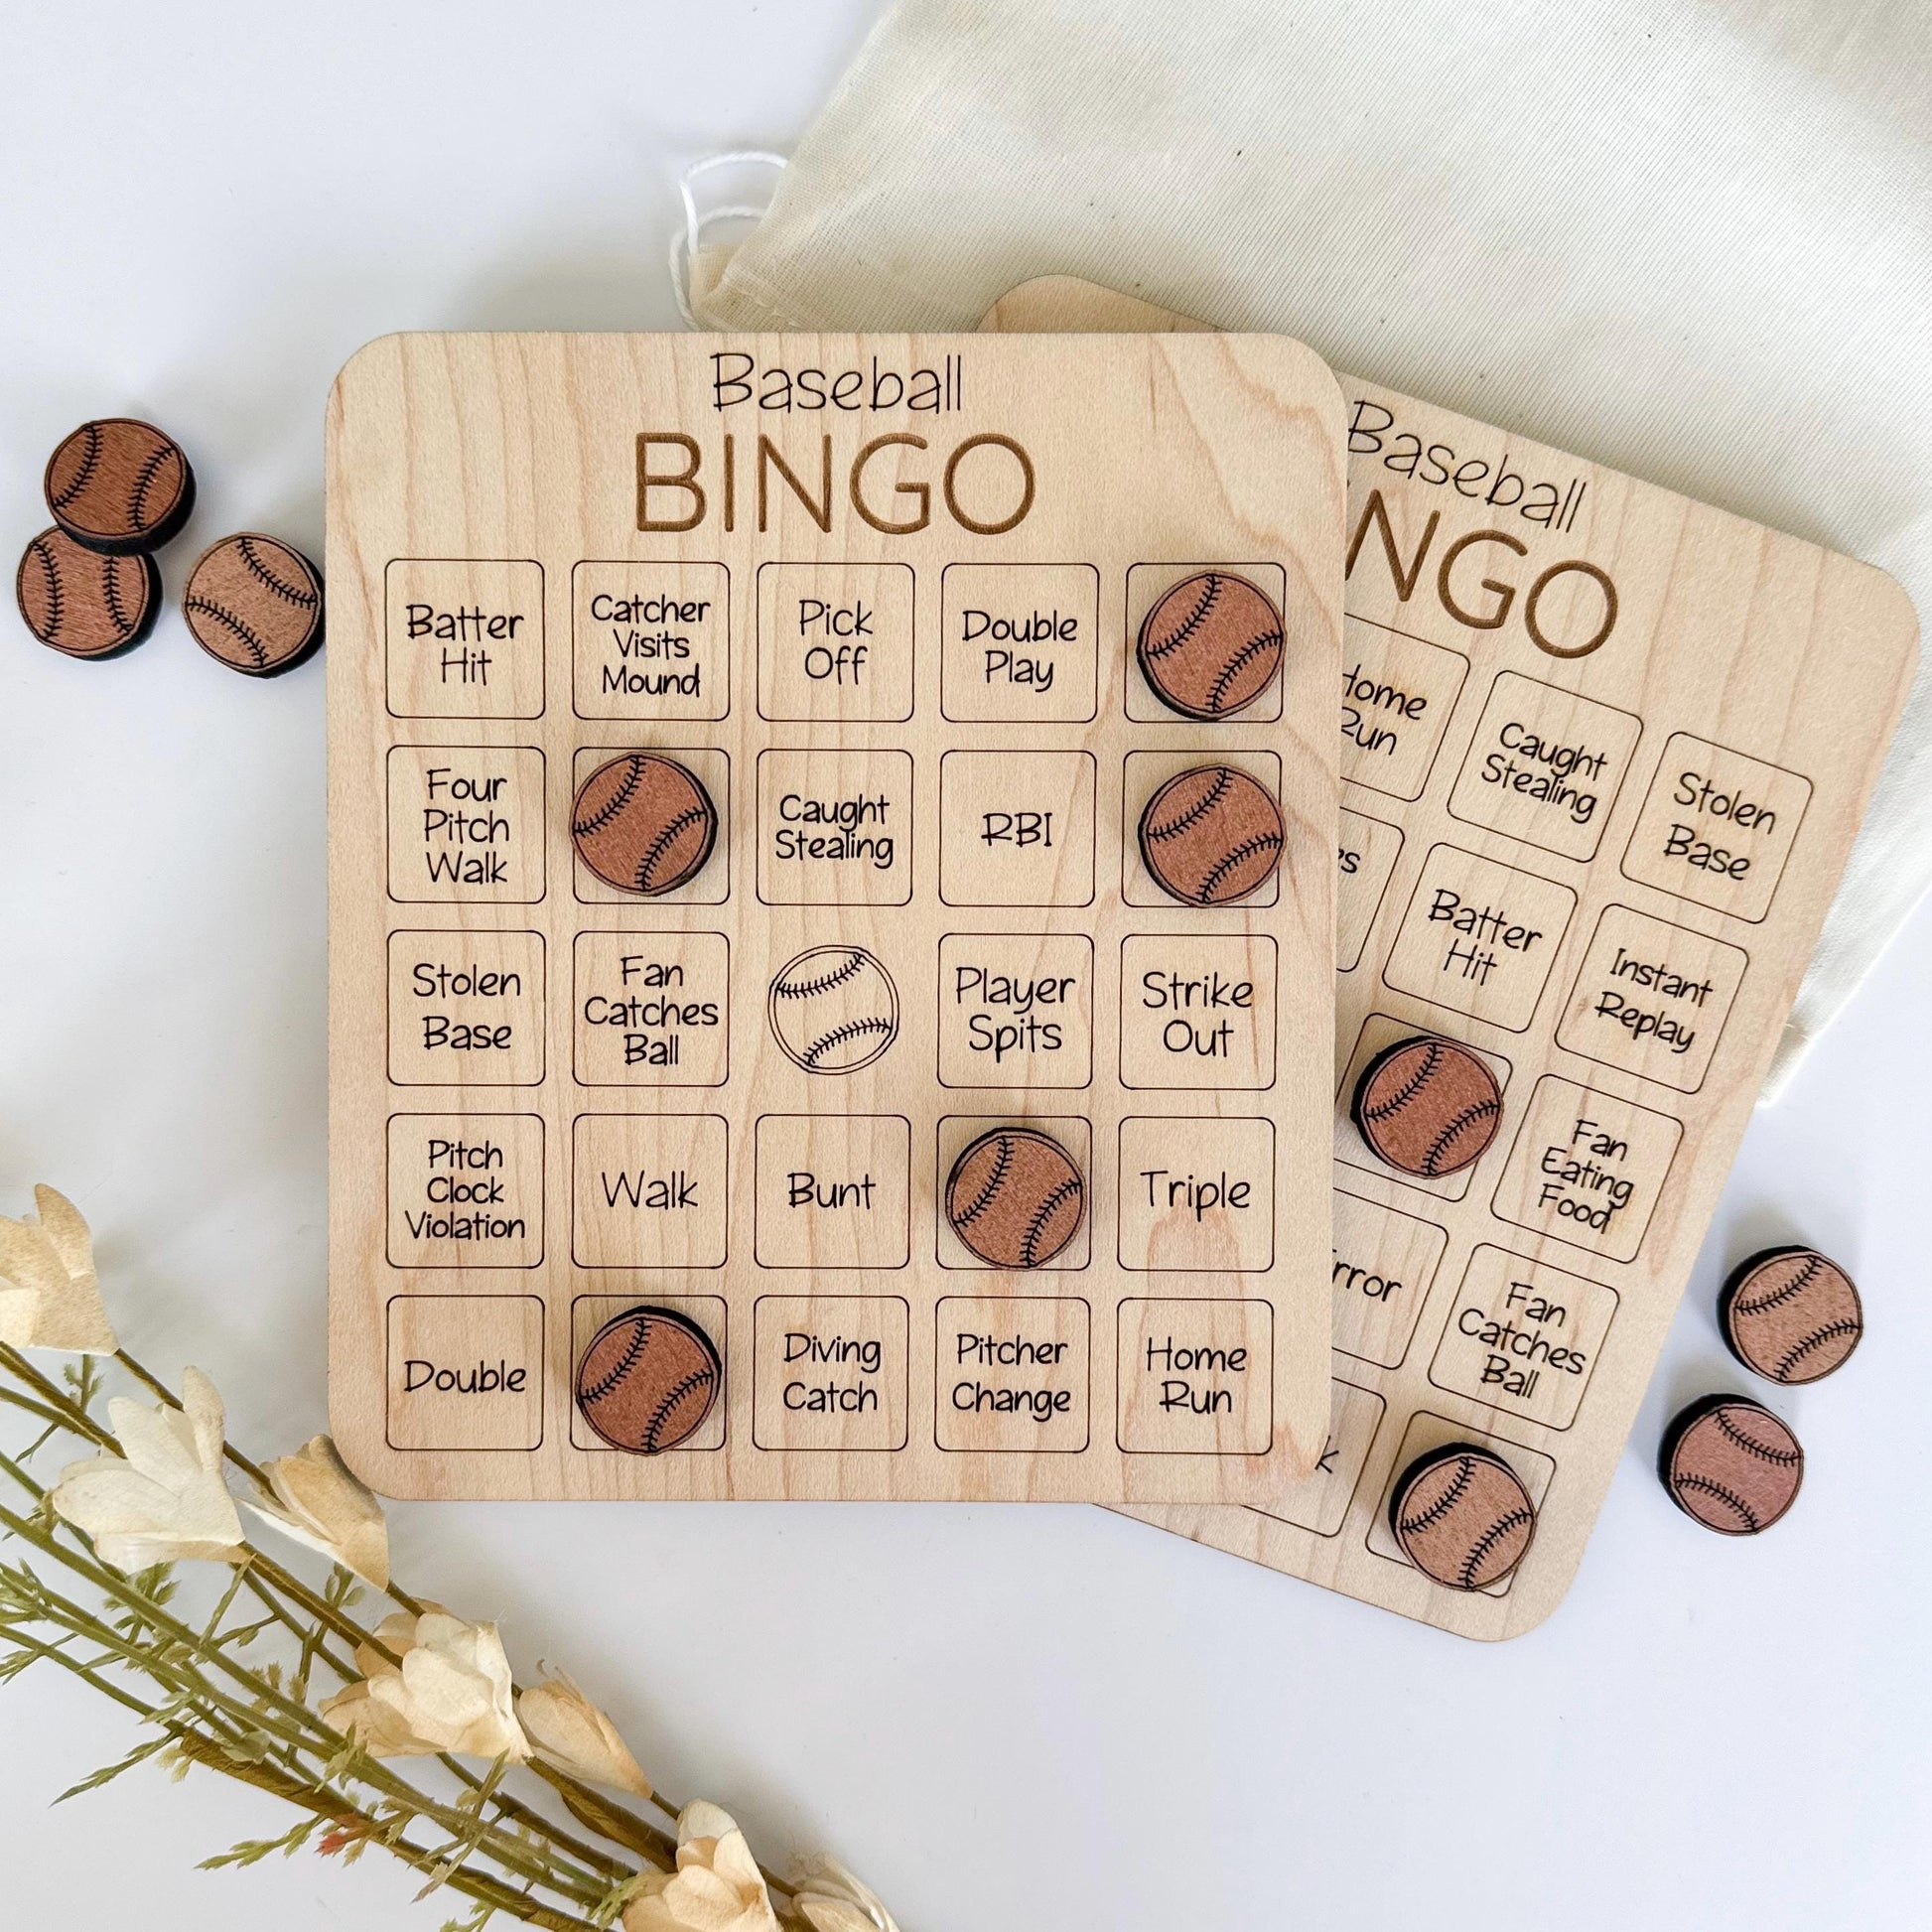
left=935, top=1297, right=1091, bottom=1453
left=1620, top=732, right=1812, bottom=923
left=935, top=1114, right=1092, bottom=1273
left=572, top=1114, right=729, bottom=1269
left=1427, top=1246, right=1619, bottom=1432
left=1247, top=1377, right=1385, bottom=1538
left=758, top=561, right=913, bottom=722
left=573, top=560, right=729, bottom=720
left=754, top=1114, right=910, bottom=1270
left=387, top=930, right=545, bottom=1087
left=1554, top=903, right=1747, bottom=1093
left=387, top=745, right=544, bottom=903
left=1120, top=933, right=1276, bottom=1089
left=1122, top=749, right=1284, bottom=910
left=571, top=745, right=731, bottom=906
left=1337, top=615, right=1468, bottom=799
left=1332, top=1015, right=1511, bottom=1204
left=936, top=933, right=1093, bottom=1089
left=386, top=559, right=544, bottom=720
left=1337, top=808, right=1405, bottom=972
left=574, top=931, right=730, bottom=1086
left=1328, top=1188, right=1448, bottom=1370
left=941, top=562, right=1098, bottom=722
left=752, top=1296, right=909, bottom=1451
left=386, top=1296, right=543, bottom=1451
left=1116, top=1298, right=1274, bottom=1454
left=569, top=1295, right=728, bottom=1453
left=1489, top=1076, right=1682, bottom=1263
left=757, top=748, right=912, bottom=905
left=1364, top=1412, right=1556, bottom=1598
left=1126, top=563, right=1289, bottom=724
left=1447, top=670, right=1642, bottom=862
left=1117, top=1116, right=1275, bottom=1272
left=939, top=751, right=1094, bottom=906
left=387, top=1114, right=543, bottom=1269
left=1381, top=843, right=1576, bottom=1032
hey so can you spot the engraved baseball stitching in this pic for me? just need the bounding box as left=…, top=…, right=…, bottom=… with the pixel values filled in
left=634, top=803, right=709, bottom=892
left=1456, top=1506, right=1533, bottom=1588
left=641, top=1365, right=717, bottom=1451
left=770, top=951, right=869, bottom=1000
left=1145, top=766, right=1234, bottom=842
left=236, top=535, right=319, bottom=608
left=25, top=539, right=64, bottom=644
left=952, top=1135, right=1014, bottom=1225
left=184, top=595, right=270, bottom=666
left=1397, top=1455, right=1475, bottom=1536
left=1713, top=1408, right=1801, bottom=1465
left=572, top=756, right=647, bottom=839
left=1672, top=1470, right=1760, bottom=1531
left=1196, top=829, right=1283, bottom=902
left=1732, top=1253, right=1826, bottom=1316
left=1204, top=628, right=1284, bottom=712
left=1141, top=573, right=1221, bottom=660
left=1360, top=1041, right=1446, bottom=1121
left=100, top=556, right=135, bottom=638
left=1421, top=1099, right=1501, bottom=1175
left=799, top=1016, right=896, bottom=1067
left=49, top=424, right=101, bottom=510
left=578, top=1313, right=655, bottom=1407
left=1020, top=1174, right=1083, bottom=1267
left=128, top=444, right=176, bottom=528
left=1774, top=1319, right=1860, bottom=1379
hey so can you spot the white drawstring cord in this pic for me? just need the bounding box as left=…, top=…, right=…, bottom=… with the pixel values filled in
left=669, top=151, right=788, bottom=327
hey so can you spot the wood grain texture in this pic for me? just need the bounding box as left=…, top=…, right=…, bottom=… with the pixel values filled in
left=326, top=331, right=1344, bottom=1504
left=983, top=278, right=1918, bottom=1634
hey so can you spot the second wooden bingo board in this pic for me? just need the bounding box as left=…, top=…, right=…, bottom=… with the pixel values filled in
left=984, top=280, right=1918, bottom=1634
left=326, top=331, right=1344, bottom=1503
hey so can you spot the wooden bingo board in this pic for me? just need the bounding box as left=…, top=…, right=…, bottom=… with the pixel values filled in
left=326, top=331, right=1345, bottom=1504
left=984, top=280, right=1918, bottom=1633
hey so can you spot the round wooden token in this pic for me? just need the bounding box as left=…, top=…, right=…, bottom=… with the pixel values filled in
left=945, top=1126, right=1086, bottom=1269
left=1138, top=763, right=1285, bottom=905
left=1389, top=1443, right=1537, bottom=1590
left=1660, top=1395, right=1803, bottom=1535
left=1719, top=1245, right=1863, bottom=1386
left=16, top=528, right=160, bottom=660
left=571, top=753, right=718, bottom=897
left=574, top=1305, right=722, bottom=1454
left=182, top=534, right=325, bottom=676
left=44, top=418, right=195, bottom=554
left=1351, top=1035, right=1504, bottom=1178
left=1136, top=570, right=1285, bottom=719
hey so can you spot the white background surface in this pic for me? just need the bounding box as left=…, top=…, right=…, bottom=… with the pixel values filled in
left=1, top=5, right=1926, bottom=1927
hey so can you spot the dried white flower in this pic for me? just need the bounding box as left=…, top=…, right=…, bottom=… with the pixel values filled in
left=0, top=1185, right=117, bottom=1354
left=50, top=1366, right=244, bottom=1569
left=791, top=1857, right=902, bottom=1932
left=622, top=1801, right=778, bottom=1932
left=516, top=1670, right=651, bottom=1797
left=243, top=1435, right=390, bottom=1588
left=321, top=1606, right=528, bottom=1760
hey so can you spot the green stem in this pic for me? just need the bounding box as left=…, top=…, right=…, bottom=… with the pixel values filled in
left=6, top=1349, right=713, bottom=1890
left=0, top=1490, right=603, bottom=1911
left=33, top=1354, right=675, bottom=1866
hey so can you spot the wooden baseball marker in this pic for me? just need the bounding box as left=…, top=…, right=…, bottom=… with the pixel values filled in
left=982, top=278, right=1917, bottom=1634
left=183, top=533, right=326, bottom=676
left=327, top=331, right=1344, bottom=1504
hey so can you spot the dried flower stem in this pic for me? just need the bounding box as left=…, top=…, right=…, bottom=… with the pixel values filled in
left=0, top=1359, right=626, bottom=1923
left=0, top=1331, right=837, bottom=1932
